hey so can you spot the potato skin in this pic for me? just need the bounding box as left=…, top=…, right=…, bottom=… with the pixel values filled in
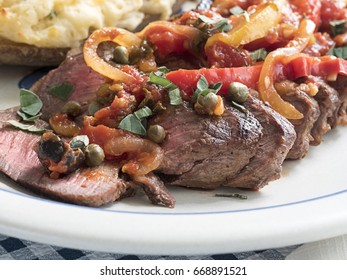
left=0, top=37, right=69, bottom=66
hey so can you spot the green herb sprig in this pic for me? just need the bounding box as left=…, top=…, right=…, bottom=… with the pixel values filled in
left=18, top=89, right=43, bottom=121
left=330, top=20, right=347, bottom=36
left=7, top=89, right=46, bottom=134
left=193, top=75, right=222, bottom=100
left=328, top=45, right=347, bottom=59
left=215, top=193, right=248, bottom=200
left=230, top=5, right=250, bottom=22
left=6, top=120, right=45, bottom=134
left=149, top=68, right=183, bottom=106
left=118, top=106, right=153, bottom=136
left=47, top=82, right=74, bottom=101
left=250, top=48, right=268, bottom=63
left=197, top=15, right=232, bottom=33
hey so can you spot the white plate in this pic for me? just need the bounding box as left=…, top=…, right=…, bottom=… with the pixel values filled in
left=1, top=66, right=347, bottom=256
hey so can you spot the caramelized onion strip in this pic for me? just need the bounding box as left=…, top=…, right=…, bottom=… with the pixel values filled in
left=104, top=136, right=164, bottom=176
left=83, top=27, right=142, bottom=84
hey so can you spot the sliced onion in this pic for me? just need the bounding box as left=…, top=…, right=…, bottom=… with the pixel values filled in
left=83, top=27, right=142, bottom=84
left=104, top=136, right=164, bottom=176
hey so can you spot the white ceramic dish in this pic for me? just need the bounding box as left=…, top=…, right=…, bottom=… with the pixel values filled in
left=1, top=66, right=347, bottom=256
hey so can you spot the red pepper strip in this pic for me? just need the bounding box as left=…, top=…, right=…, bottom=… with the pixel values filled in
left=258, top=18, right=316, bottom=119
left=166, top=64, right=262, bottom=96
left=288, top=55, right=347, bottom=80
left=166, top=56, right=347, bottom=100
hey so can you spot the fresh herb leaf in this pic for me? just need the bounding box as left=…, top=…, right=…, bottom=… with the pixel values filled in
left=17, top=111, right=42, bottom=122
left=215, top=193, right=248, bottom=200
left=19, top=89, right=43, bottom=117
left=70, top=135, right=89, bottom=150
left=134, top=106, right=153, bottom=119
left=330, top=19, right=346, bottom=36
left=229, top=5, right=245, bottom=15
left=149, top=72, right=183, bottom=105
left=210, top=19, right=232, bottom=33
left=330, top=46, right=347, bottom=59
left=197, top=75, right=209, bottom=91
left=197, top=15, right=216, bottom=25
left=193, top=75, right=223, bottom=101
left=250, top=48, right=268, bottom=62
left=198, top=15, right=232, bottom=33
left=168, top=87, right=183, bottom=105
left=118, top=114, right=146, bottom=136
left=209, top=82, right=223, bottom=92
left=47, top=82, right=74, bottom=101
left=149, top=72, right=172, bottom=88
left=230, top=5, right=250, bottom=22
left=232, top=101, right=249, bottom=115
left=6, top=120, right=46, bottom=134
left=156, top=66, right=170, bottom=74
left=88, top=101, right=101, bottom=116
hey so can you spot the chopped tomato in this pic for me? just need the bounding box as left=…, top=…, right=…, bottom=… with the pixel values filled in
left=137, top=21, right=202, bottom=58
left=206, top=41, right=252, bottom=68
left=320, top=0, right=347, bottom=32
left=290, top=0, right=322, bottom=28
left=79, top=118, right=123, bottom=149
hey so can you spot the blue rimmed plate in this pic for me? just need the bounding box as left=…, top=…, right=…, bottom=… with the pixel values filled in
left=1, top=66, right=347, bottom=255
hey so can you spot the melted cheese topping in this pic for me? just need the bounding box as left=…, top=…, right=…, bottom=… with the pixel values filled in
left=0, top=0, right=175, bottom=48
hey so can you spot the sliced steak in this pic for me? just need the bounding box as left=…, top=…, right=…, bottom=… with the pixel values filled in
left=0, top=108, right=174, bottom=207
left=150, top=101, right=263, bottom=189
left=133, top=173, right=176, bottom=208
left=277, top=80, right=320, bottom=159
left=305, top=76, right=340, bottom=145
left=329, top=75, right=347, bottom=126
left=225, top=93, right=296, bottom=189
left=30, top=50, right=106, bottom=121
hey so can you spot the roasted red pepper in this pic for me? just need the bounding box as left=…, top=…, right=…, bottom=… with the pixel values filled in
left=166, top=64, right=262, bottom=95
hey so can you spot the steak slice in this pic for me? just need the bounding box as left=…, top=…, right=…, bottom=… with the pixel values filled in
left=0, top=108, right=175, bottom=207
left=30, top=50, right=106, bottom=121
left=329, top=75, right=347, bottom=126
left=305, top=76, right=340, bottom=145
left=150, top=101, right=263, bottom=189
left=277, top=81, right=320, bottom=159
left=225, top=93, right=296, bottom=189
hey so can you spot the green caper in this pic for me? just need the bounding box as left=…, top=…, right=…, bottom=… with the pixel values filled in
left=113, top=46, right=129, bottom=64
left=195, top=92, right=218, bottom=115
left=228, top=82, right=249, bottom=103
left=61, top=101, right=82, bottom=117
left=129, top=46, right=142, bottom=64
left=147, top=125, right=166, bottom=144
left=202, top=92, right=218, bottom=114
left=84, top=144, right=105, bottom=167
left=88, top=101, right=101, bottom=116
